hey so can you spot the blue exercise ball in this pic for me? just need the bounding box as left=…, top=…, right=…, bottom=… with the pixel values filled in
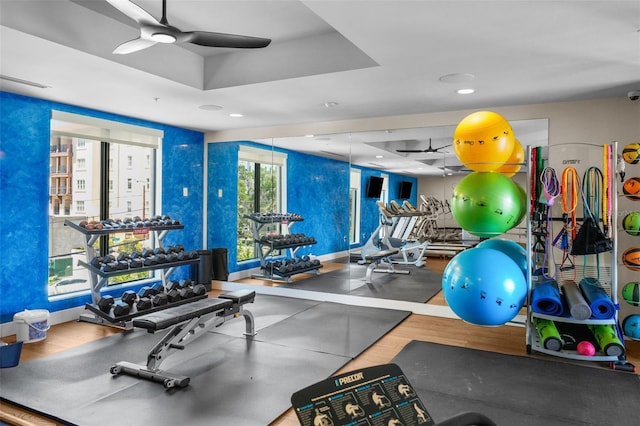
left=476, top=238, right=528, bottom=277
left=622, top=315, right=640, bottom=339
left=442, top=247, right=527, bottom=326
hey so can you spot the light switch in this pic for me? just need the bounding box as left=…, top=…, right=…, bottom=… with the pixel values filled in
left=183, top=187, right=188, bottom=197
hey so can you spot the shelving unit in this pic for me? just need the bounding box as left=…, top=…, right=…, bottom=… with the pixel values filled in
left=65, top=219, right=201, bottom=326
left=244, top=213, right=322, bottom=282
left=525, top=142, right=627, bottom=364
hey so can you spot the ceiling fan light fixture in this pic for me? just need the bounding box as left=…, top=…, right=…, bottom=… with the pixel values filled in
left=150, top=32, right=177, bottom=43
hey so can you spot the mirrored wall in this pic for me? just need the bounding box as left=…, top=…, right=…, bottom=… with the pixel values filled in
left=213, top=118, right=549, bottom=305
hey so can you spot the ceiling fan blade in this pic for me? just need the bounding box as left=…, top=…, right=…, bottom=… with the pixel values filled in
left=182, top=31, right=272, bottom=49
left=396, top=149, right=425, bottom=153
left=106, top=0, right=160, bottom=26
left=113, top=37, right=158, bottom=54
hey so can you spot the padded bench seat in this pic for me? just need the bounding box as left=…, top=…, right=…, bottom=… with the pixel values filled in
left=363, top=248, right=399, bottom=261
left=133, top=298, right=232, bottom=332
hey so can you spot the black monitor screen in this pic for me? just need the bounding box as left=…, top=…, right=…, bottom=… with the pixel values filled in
left=366, top=176, right=384, bottom=198
left=399, top=181, right=413, bottom=199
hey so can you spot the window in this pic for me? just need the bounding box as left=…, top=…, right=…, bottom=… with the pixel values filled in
left=48, top=111, right=162, bottom=297
left=237, top=146, right=287, bottom=262
left=77, top=139, right=86, bottom=148
left=127, top=155, right=133, bottom=167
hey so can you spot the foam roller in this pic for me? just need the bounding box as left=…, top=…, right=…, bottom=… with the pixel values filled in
left=561, top=281, right=592, bottom=320
left=588, top=324, right=625, bottom=357
left=533, top=318, right=563, bottom=351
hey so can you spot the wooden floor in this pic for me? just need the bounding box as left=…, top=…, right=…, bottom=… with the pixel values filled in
left=1, top=258, right=638, bottom=426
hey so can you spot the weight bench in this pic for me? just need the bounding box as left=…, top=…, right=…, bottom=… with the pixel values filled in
left=110, top=289, right=256, bottom=389
left=359, top=248, right=410, bottom=284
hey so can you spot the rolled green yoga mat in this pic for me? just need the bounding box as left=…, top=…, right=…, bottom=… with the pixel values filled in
left=534, top=318, right=563, bottom=351
left=561, top=281, right=592, bottom=320
left=588, top=324, right=625, bottom=357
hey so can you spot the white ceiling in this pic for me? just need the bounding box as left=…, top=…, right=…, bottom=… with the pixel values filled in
left=1, top=0, right=639, bottom=175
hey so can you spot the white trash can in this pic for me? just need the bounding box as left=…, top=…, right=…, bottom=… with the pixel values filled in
left=13, top=309, right=50, bottom=343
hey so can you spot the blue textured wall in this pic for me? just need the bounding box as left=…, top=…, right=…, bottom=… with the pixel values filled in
left=0, top=92, right=204, bottom=323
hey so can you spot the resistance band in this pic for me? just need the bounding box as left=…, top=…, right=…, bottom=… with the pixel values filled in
left=540, top=167, right=560, bottom=278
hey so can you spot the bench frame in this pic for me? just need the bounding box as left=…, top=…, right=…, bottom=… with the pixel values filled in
left=110, top=290, right=256, bottom=389
left=359, top=248, right=410, bottom=284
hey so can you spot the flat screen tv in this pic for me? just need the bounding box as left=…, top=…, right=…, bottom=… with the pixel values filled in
left=399, top=181, right=413, bottom=199
left=366, top=176, right=384, bottom=198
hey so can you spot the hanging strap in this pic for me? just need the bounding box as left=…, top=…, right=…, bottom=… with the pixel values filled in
left=561, top=167, right=579, bottom=239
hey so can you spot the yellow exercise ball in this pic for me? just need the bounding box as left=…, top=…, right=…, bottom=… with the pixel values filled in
left=453, top=111, right=516, bottom=172
left=495, top=139, right=524, bottom=177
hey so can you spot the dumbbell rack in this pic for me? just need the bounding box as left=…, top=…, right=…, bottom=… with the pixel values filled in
left=65, top=219, right=202, bottom=327
left=244, top=213, right=322, bottom=282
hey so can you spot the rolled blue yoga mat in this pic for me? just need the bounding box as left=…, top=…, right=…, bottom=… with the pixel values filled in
left=579, top=277, right=617, bottom=320
left=531, top=279, right=565, bottom=316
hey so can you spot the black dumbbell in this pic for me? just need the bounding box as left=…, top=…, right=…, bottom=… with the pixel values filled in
left=192, top=284, right=206, bottom=296
left=152, top=292, right=168, bottom=306
left=151, top=282, right=165, bottom=294
left=167, top=289, right=181, bottom=303
left=137, top=286, right=155, bottom=298
left=136, top=297, right=152, bottom=311
left=121, top=290, right=137, bottom=306
left=113, top=301, right=130, bottom=317
left=166, top=280, right=181, bottom=291
left=97, top=295, right=114, bottom=313
left=179, top=287, right=195, bottom=299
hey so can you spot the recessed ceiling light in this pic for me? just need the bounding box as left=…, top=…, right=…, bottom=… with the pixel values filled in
left=229, top=113, right=244, bottom=118
left=376, top=155, right=384, bottom=159
left=456, top=88, right=475, bottom=95
left=323, top=102, right=339, bottom=108
left=439, top=73, right=475, bottom=83
left=150, top=33, right=177, bottom=43
left=199, top=104, right=223, bottom=111
left=305, top=134, right=314, bottom=138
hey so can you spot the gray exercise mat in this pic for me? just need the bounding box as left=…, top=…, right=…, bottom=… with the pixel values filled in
left=254, top=302, right=410, bottom=357
left=0, top=297, right=409, bottom=425
left=213, top=293, right=320, bottom=336
left=391, top=340, right=640, bottom=426
left=281, top=264, right=442, bottom=303
left=1, top=331, right=348, bottom=426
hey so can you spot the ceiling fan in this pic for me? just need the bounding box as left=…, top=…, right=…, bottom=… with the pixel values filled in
left=396, top=138, right=451, bottom=154
left=106, top=0, right=272, bottom=54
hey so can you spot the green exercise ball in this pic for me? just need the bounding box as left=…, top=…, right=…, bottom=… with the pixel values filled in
left=451, top=172, right=526, bottom=238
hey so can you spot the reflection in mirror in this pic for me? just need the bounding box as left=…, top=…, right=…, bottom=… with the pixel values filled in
left=235, top=119, right=548, bottom=304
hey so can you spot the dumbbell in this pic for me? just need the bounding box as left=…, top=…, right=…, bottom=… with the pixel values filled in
left=121, top=290, right=137, bottom=306
left=179, top=287, right=195, bottom=299
left=113, top=301, right=130, bottom=317
left=166, top=280, right=181, bottom=291
left=97, top=295, right=115, bottom=313
left=90, top=256, right=103, bottom=268
left=152, top=292, right=168, bottom=307
left=100, top=261, right=118, bottom=273
left=192, top=284, right=206, bottom=296
left=137, top=286, right=155, bottom=299
left=136, top=297, right=152, bottom=312
left=167, top=289, right=181, bottom=303
left=151, top=282, right=165, bottom=294
left=180, top=279, right=193, bottom=288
